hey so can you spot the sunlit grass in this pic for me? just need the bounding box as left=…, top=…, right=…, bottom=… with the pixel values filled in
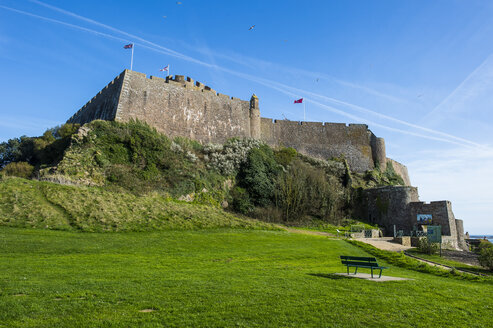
left=1, top=227, right=492, bottom=327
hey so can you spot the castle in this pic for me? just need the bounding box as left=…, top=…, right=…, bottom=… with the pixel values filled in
left=67, top=69, right=466, bottom=249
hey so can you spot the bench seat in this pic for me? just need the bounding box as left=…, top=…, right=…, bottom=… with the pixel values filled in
left=340, top=256, right=387, bottom=278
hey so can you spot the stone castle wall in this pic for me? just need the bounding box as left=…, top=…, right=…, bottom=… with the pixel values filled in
left=260, top=119, right=376, bottom=172
left=408, top=201, right=464, bottom=249
left=361, top=187, right=465, bottom=249
left=360, top=186, right=420, bottom=234
left=68, top=69, right=410, bottom=176
left=387, top=158, right=411, bottom=186
left=67, top=71, right=125, bottom=124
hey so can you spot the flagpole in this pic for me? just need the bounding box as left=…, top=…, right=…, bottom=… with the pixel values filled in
left=303, top=100, right=306, bottom=121
left=130, top=44, right=134, bottom=71
left=168, top=64, right=170, bottom=78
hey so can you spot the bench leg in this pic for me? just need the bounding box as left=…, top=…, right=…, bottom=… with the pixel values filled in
left=371, top=267, right=373, bottom=278
left=347, top=266, right=349, bottom=275
left=354, top=267, right=358, bottom=275
left=379, top=269, right=383, bottom=278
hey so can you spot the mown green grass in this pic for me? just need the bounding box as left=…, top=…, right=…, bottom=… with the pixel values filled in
left=0, top=177, right=274, bottom=232
left=406, top=248, right=492, bottom=276
left=1, top=227, right=492, bottom=327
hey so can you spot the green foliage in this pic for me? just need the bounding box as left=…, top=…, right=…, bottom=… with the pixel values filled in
left=352, top=161, right=405, bottom=189
left=0, top=162, right=34, bottom=179
left=478, top=241, right=493, bottom=271
left=275, top=159, right=347, bottom=223
left=0, top=123, right=80, bottom=170
left=50, top=120, right=226, bottom=197
left=383, top=161, right=405, bottom=185
left=239, top=145, right=280, bottom=207
left=231, top=186, right=254, bottom=214
left=54, top=123, right=80, bottom=139
left=192, top=189, right=224, bottom=208
left=417, top=238, right=440, bottom=255
left=203, top=138, right=264, bottom=175
left=274, top=147, right=297, bottom=166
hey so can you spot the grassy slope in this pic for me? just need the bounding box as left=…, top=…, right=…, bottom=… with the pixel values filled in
left=1, top=227, right=492, bottom=328
left=406, top=248, right=492, bottom=276
left=0, top=177, right=273, bottom=232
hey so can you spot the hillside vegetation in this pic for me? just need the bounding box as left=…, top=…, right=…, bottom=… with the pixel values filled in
left=0, top=120, right=404, bottom=229
left=0, top=177, right=274, bottom=232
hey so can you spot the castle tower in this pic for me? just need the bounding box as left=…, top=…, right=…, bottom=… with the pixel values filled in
left=249, top=94, right=261, bottom=139
left=371, top=136, right=387, bottom=171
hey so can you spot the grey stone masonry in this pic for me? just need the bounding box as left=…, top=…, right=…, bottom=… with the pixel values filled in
left=68, top=69, right=410, bottom=177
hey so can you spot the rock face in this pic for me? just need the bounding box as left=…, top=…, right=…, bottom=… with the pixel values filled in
left=67, top=69, right=410, bottom=182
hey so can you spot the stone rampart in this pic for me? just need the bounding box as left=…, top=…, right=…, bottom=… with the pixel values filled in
left=360, top=186, right=419, bottom=234
left=260, top=119, right=375, bottom=172
left=116, top=71, right=253, bottom=144
left=67, top=71, right=125, bottom=124
left=408, top=201, right=464, bottom=249
left=361, top=187, right=465, bottom=249
left=387, top=158, right=411, bottom=186
left=66, top=70, right=413, bottom=176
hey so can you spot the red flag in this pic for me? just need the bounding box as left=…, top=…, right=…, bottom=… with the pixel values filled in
left=123, top=43, right=133, bottom=49
left=294, top=98, right=303, bottom=104
left=160, top=65, right=169, bottom=72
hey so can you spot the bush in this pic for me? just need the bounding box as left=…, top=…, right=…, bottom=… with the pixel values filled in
left=478, top=241, right=493, bottom=271
left=1, top=162, right=34, bottom=179
left=417, top=238, right=439, bottom=255
left=204, top=138, right=264, bottom=175
left=275, top=159, right=346, bottom=223
left=250, top=206, right=283, bottom=223
left=274, top=147, right=297, bottom=167
left=231, top=186, right=253, bottom=214
left=239, top=145, right=280, bottom=207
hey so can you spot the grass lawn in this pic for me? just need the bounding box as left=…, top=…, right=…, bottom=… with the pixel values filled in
left=1, top=227, right=492, bottom=327
left=406, top=248, right=492, bottom=276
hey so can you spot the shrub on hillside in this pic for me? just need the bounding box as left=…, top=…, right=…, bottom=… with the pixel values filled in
left=274, top=147, right=297, bottom=167
left=383, top=162, right=405, bottom=185
left=478, top=240, right=493, bottom=271
left=239, top=145, right=280, bottom=207
left=1, top=161, right=34, bottom=179
left=275, top=159, right=346, bottom=223
left=231, top=186, right=254, bottom=214
left=0, top=124, right=79, bottom=169
left=204, top=138, right=264, bottom=175
left=417, top=238, right=439, bottom=255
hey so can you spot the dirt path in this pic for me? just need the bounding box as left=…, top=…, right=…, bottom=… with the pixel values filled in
left=353, top=237, right=413, bottom=252
left=284, top=228, right=335, bottom=237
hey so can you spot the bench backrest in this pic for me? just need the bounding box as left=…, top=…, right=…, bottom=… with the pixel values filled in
left=340, top=256, right=377, bottom=262
left=340, top=256, right=380, bottom=267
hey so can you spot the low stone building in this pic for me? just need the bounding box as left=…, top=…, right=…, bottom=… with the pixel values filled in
left=358, top=186, right=466, bottom=250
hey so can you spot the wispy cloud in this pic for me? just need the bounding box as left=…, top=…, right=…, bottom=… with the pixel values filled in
left=406, top=146, right=493, bottom=233
left=0, top=115, right=61, bottom=134
left=3, top=1, right=488, bottom=150
left=424, top=54, right=493, bottom=119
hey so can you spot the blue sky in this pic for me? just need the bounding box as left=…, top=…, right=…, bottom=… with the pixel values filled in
left=1, top=0, right=492, bottom=234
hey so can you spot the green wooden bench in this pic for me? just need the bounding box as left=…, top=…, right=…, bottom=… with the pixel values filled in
left=340, top=256, right=387, bottom=278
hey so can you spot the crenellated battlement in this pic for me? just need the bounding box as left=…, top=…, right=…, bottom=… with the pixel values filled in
left=116, top=70, right=245, bottom=102
left=67, top=69, right=405, bottom=176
